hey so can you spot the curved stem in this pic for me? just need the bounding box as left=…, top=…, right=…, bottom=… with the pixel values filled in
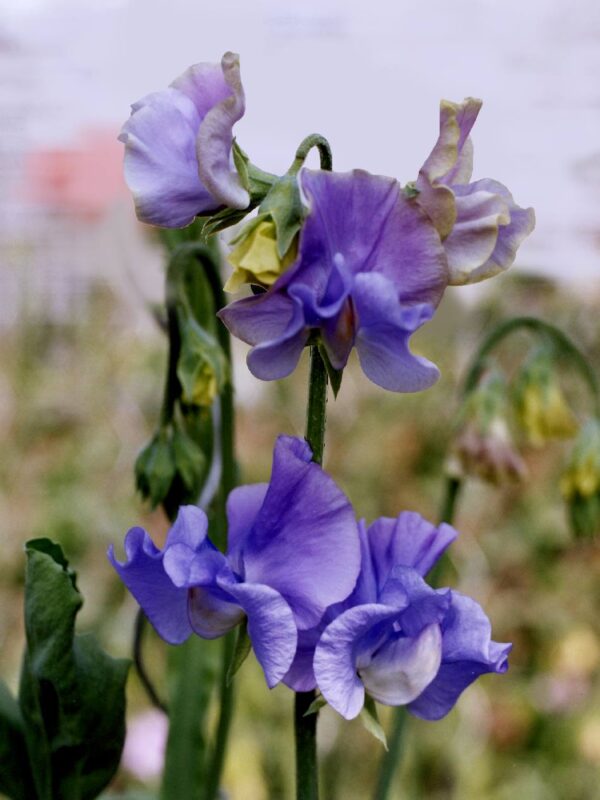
left=133, top=609, right=169, bottom=714
left=295, top=346, right=329, bottom=800
left=462, top=316, right=600, bottom=414
left=288, top=134, right=333, bottom=175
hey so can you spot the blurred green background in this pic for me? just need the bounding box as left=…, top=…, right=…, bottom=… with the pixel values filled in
left=1, top=262, right=599, bottom=800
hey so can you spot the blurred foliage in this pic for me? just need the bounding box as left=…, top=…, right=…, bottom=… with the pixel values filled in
left=1, top=272, right=600, bottom=799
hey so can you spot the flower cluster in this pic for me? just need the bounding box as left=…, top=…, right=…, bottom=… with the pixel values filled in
left=120, top=53, right=535, bottom=395
left=110, top=437, right=510, bottom=720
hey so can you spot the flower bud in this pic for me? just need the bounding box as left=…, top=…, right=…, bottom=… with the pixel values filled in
left=560, top=419, right=600, bottom=537
left=449, top=372, right=527, bottom=485
left=514, top=350, right=578, bottom=447
left=225, top=217, right=297, bottom=292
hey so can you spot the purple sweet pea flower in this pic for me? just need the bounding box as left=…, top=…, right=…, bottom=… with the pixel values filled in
left=119, top=51, right=249, bottom=228
left=312, top=512, right=511, bottom=720
left=220, top=169, right=448, bottom=392
left=416, top=98, right=535, bottom=285
left=109, top=436, right=360, bottom=688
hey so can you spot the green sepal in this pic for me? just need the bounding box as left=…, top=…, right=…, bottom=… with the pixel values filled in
left=232, top=139, right=277, bottom=201
left=172, top=426, right=207, bottom=493
left=259, top=174, right=306, bottom=258
left=19, top=540, right=130, bottom=800
left=0, top=680, right=35, bottom=800
left=303, top=694, right=327, bottom=717
left=359, top=696, right=388, bottom=750
left=135, top=431, right=177, bottom=509
left=226, top=619, right=252, bottom=686
left=403, top=181, right=420, bottom=199
left=202, top=206, right=257, bottom=238
left=318, top=343, right=343, bottom=399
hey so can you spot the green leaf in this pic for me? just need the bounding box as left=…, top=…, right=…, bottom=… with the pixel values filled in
left=172, top=426, right=207, bottom=493
left=359, top=696, right=388, bottom=750
left=19, top=541, right=130, bottom=800
left=0, top=680, right=35, bottom=800
left=226, top=620, right=251, bottom=686
left=318, top=344, right=344, bottom=399
left=303, top=694, right=327, bottom=717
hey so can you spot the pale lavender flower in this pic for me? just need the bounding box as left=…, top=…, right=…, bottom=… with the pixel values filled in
left=119, top=52, right=249, bottom=227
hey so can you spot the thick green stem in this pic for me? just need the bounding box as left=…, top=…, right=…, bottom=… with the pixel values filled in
left=295, top=346, right=329, bottom=800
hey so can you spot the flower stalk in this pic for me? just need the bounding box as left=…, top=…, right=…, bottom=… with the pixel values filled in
left=295, top=345, right=329, bottom=800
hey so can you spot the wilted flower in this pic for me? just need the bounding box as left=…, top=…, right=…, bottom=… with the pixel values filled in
left=514, top=350, right=578, bottom=446
left=109, top=436, right=360, bottom=687
left=220, top=169, right=447, bottom=391
left=560, top=418, right=600, bottom=536
left=415, top=98, right=535, bottom=285
left=119, top=52, right=249, bottom=227
left=312, top=512, right=511, bottom=720
left=449, top=372, right=527, bottom=484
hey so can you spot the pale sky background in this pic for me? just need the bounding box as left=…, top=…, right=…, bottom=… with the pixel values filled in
left=1, top=0, right=600, bottom=284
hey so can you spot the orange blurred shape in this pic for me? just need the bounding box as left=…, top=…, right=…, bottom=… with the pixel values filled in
left=23, top=129, right=127, bottom=221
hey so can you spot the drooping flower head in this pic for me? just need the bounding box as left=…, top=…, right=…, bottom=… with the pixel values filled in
left=220, top=169, right=448, bottom=392
left=415, top=98, right=535, bottom=285
left=119, top=52, right=249, bottom=227
left=312, top=512, right=511, bottom=721
left=109, top=436, right=361, bottom=687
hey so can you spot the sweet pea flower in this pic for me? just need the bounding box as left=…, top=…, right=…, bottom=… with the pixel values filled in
left=119, top=52, right=249, bottom=227
left=220, top=169, right=448, bottom=392
left=312, top=512, right=511, bottom=720
left=415, top=98, right=535, bottom=285
left=109, top=436, right=360, bottom=687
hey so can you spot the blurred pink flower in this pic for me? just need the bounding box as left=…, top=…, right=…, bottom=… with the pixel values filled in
left=122, top=708, right=168, bottom=782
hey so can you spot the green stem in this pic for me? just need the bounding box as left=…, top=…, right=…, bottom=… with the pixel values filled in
left=295, top=346, right=329, bottom=800
left=439, top=476, right=462, bottom=525
left=462, top=316, right=600, bottom=414
left=288, top=134, right=333, bottom=175
left=373, top=708, right=407, bottom=800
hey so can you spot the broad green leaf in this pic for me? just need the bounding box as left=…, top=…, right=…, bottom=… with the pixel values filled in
left=0, top=680, right=35, bottom=800
left=226, top=620, right=251, bottom=686
left=19, top=541, right=130, bottom=800
left=359, top=696, right=388, bottom=750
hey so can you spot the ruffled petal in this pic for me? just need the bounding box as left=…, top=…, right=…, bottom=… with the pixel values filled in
left=222, top=579, right=298, bottom=688
left=359, top=624, right=442, bottom=706
left=225, top=483, right=269, bottom=574
left=298, top=170, right=448, bottom=307
left=218, top=290, right=309, bottom=381
left=119, top=87, right=216, bottom=227
left=379, top=566, right=451, bottom=637
left=314, top=604, right=403, bottom=719
left=242, top=436, right=361, bottom=629
left=446, top=180, right=535, bottom=285
left=187, top=584, right=245, bottom=639
left=449, top=179, right=535, bottom=285
left=196, top=52, right=249, bottom=209
left=108, top=527, right=191, bottom=645
left=419, top=98, right=482, bottom=186
left=407, top=591, right=512, bottom=720
left=282, top=626, right=322, bottom=692
left=367, top=511, right=458, bottom=583
left=353, top=273, right=440, bottom=393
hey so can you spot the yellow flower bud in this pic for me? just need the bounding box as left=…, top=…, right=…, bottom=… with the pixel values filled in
left=183, top=361, right=218, bottom=407
left=225, top=219, right=297, bottom=292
